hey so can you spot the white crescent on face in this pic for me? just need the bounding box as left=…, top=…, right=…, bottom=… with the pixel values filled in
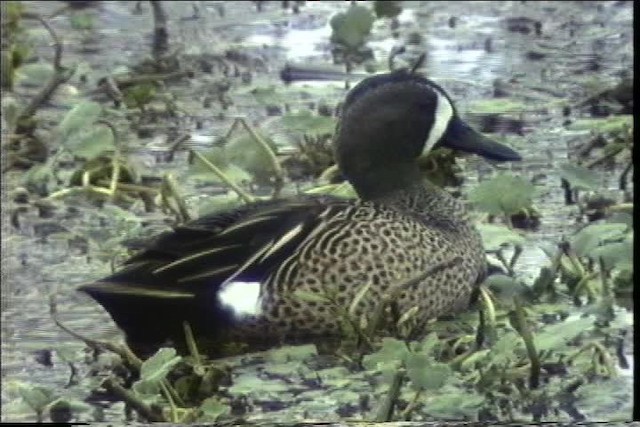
left=422, top=86, right=454, bottom=156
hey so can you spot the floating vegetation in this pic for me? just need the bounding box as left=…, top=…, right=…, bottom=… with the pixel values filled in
left=1, top=0, right=632, bottom=424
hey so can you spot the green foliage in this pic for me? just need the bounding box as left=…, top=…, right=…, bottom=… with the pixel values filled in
left=199, top=397, right=230, bottom=422
left=406, top=356, right=451, bottom=391
left=567, top=115, right=632, bottom=134
left=189, top=146, right=252, bottom=184
left=2, top=95, right=21, bottom=131
left=558, top=163, right=599, bottom=191
left=133, top=348, right=182, bottom=397
left=476, top=223, right=525, bottom=251
left=484, top=274, right=530, bottom=301
left=330, top=4, right=375, bottom=49
left=278, top=111, right=337, bottom=136
left=123, top=83, right=158, bottom=110
left=469, top=173, right=536, bottom=216
left=16, top=62, right=55, bottom=87
left=468, top=98, right=529, bottom=114
left=570, top=222, right=628, bottom=259
left=58, top=101, right=102, bottom=138
left=373, top=1, right=403, bottom=19
left=70, top=13, right=94, bottom=31
left=535, top=316, right=593, bottom=352
left=422, top=393, right=485, bottom=419
left=56, top=101, right=108, bottom=158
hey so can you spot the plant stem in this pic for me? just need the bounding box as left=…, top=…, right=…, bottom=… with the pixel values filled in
left=190, top=150, right=254, bottom=203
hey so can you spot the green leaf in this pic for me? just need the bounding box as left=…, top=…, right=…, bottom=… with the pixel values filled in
left=17, top=384, right=55, bottom=412
left=423, top=393, right=484, bottom=419
left=70, top=13, right=94, bottom=30
left=188, top=147, right=252, bottom=184
left=278, top=111, right=336, bottom=136
left=468, top=173, right=535, bottom=216
left=199, top=397, right=230, bottom=422
left=362, top=337, right=409, bottom=370
left=16, top=63, right=54, bottom=87
left=476, top=223, right=525, bottom=251
left=535, top=316, right=594, bottom=351
left=558, top=163, right=599, bottom=191
left=487, top=331, right=521, bottom=366
left=140, top=348, right=181, bottom=381
left=589, top=238, right=633, bottom=271
left=1, top=95, right=21, bottom=131
left=373, top=0, right=403, bottom=19
left=571, top=222, right=628, bottom=258
left=133, top=348, right=181, bottom=396
left=57, top=101, right=102, bottom=141
left=226, top=132, right=278, bottom=182
left=64, top=125, right=115, bottom=158
left=330, top=4, right=375, bottom=48
left=412, top=332, right=440, bottom=354
left=405, top=355, right=451, bottom=391
left=484, top=274, right=529, bottom=301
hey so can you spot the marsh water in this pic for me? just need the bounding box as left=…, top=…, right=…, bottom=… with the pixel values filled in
left=1, top=0, right=633, bottom=423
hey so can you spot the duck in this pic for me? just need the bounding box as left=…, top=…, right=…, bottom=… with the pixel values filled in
left=79, top=68, right=521, bottom=357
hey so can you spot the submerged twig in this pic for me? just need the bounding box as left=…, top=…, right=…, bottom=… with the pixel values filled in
left=102, top=377, right=166, bottom=422
left=17, top=13, right=75, bottom=123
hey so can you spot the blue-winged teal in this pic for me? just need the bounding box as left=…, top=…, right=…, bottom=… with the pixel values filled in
left=80, top=69, right=521, bottom=356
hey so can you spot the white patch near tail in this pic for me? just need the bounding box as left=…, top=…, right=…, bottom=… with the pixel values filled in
left=423, top=87, right=454, bottom=155
left=218, top=281, right=262, bottom=317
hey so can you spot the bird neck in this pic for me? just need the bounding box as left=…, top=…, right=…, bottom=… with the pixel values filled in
left=355, top=168, right=472, bottom=228
left=349, top=162, right=424, bottom=201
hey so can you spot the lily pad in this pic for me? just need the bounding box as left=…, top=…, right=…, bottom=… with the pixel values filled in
left=188, top=147, right=252, bottom=184
left=64, top=125, right=115, bottom=158
left=362, top=337, right=409, bottom=370
left=469, top=173, right=535, bottom=216
left=405, top=356, right=451, bottom=391
left=484, top=274, right=530, bottom=301
left=330, top=4, right=375, bottom=49
left=226, top=132, right=280, bottom=183
left=423, top=393, right=484, bottom=419
left=57, top=101, right=102, bottom=142
left=589, top=238, right=633, bottom=271
left=133, top=348, right=182, bottom=396
left=373, top=0, right=402, bottom=19
left=476, top=223, right=525, bottom=251
left=558, top=163, right=599, bottom=191
left=15, top=62, right=54, bottom=87
left=535, top=316, right=594, bottom=351
left=199, top=397, right=230, bottom=422
left=570, top=222, right=628, bottom=258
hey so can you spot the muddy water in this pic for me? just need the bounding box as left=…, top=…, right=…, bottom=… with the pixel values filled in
left=1, top=0, right=633, bottom=422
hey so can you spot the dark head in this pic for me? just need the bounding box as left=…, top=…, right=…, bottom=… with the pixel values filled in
left=333, top=69, right=521, bottom=200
